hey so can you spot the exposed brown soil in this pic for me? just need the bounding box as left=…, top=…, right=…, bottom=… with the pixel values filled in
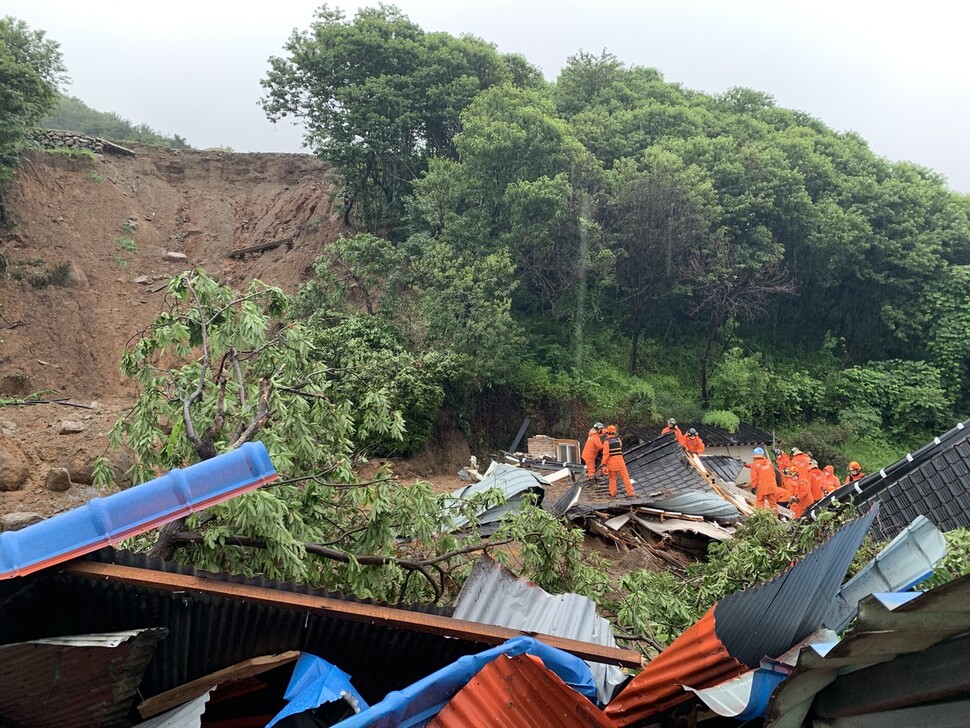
left=0, top=145, right=350, bottom=516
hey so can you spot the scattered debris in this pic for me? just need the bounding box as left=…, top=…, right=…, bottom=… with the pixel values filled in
left=44, top=467, right=71, bottom=492
left=58, top=419, right=88, bottom=434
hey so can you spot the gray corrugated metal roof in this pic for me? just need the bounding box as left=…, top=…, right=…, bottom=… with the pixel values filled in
left=0, top=548, right=484, bottom=707
left=447, top=463, right=546, bottom=529
left=824, top=515, right=946, bottom=632
left=634, top=422, right=772, bottom=448
left=452, top=555, right=626, bottom=705
left=765, top=572, right=970, bottom=727
left=714, top=506, right=878, bottom=668
left=547, top=435, right=739, bottom=522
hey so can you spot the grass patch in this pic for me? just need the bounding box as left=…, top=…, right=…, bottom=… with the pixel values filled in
left=87, top=169, right=103, bottom=184
left=45, top=147, right=97, bottom=162
left=118, top=236, right=137, bottom=252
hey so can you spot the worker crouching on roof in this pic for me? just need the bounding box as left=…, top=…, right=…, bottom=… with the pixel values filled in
left=582, top=422, right=605, bottom=480
left=601, top=425, right=635, bottom=498
left=747, top=447, right=784, bottom=512
left=684, top=428, right=705, bottom=455
left=661, top=418, right=686, bottom=446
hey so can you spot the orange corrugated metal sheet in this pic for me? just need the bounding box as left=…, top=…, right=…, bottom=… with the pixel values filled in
left=428, top=653, right=617, bottom=728
left=604, top=609, right=746, bottom=727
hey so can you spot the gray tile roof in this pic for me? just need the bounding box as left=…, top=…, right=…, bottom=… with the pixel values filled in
left=807, top=419, right=970, bottom=540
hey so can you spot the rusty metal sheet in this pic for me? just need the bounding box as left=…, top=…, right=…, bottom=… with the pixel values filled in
left=427, top=653, right=617, bottom=728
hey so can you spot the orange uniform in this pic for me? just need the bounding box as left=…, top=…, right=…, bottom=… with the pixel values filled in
left=602, top=429, right=635, bottom=498
left=661, top=424, right=686, bottom=446
left=581, top=428, right=605, bottom=478
left=788, top=473, right=812, bottom=518
left=684, top=432, right=705, bottom=454
left=820, top=465, right=840, bottom=495
left=791, top=451, right=812, bottom=481
left=775, top=451, right=791, bottom=471
left=844, top=461, right=866, bottom=485
left=807, top=465, right=824, bottom=502
left=747, top=454, right=781, bottom=511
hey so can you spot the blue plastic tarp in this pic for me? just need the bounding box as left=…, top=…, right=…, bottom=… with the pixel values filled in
left=0, top=442, right=277, bottom=579
left=331, top=636, right=598, bottom=728
left=267, top=653, right=368, bottom=727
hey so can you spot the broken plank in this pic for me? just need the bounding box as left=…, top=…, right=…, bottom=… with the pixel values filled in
left=636, top=507, right=705, bottom=522
left=63, top=561, right=641, bottom=668
left=138, top=652, right=300, bottom=718
left=226, top=237, right=294, bottom=259
left=542, top=467, right=573, bottom=484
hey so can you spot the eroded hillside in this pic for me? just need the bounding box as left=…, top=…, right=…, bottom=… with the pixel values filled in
left=0, top=145, right=345, bottom=510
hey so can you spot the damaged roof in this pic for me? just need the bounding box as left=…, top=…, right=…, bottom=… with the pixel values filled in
left=452, top=555, right=626, bottom=705
left=807, top=418, right=970, bottom=539
left=0, top=628, right=167, bottom=728
left=635, top=422, right=772, bottom=448
left=547, top=434, right=740, bottom=522
left=427, top=653, right=617, bottom=728
left=765, top=572, right=970, bottom=727
left=604, top=507, right=877, bottom=726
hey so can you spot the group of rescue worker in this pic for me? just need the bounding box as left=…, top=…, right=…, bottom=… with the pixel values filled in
left=582, top=422, right=635, bottom=498
left=746, top=446, right=866, bottom=516
left=582, top=417, right=867, bottom=516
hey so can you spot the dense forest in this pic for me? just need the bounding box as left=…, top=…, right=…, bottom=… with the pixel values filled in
left=259, top=6, right=970, bottom=469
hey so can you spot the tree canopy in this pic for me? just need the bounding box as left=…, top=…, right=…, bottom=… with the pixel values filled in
left=0, top=16, right=65, bottom=212
left=42, top=94, right=189, bottom=147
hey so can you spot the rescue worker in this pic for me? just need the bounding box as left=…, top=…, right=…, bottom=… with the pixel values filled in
left=820, top=464, right=840, bottom=495
left=684, top=428, right=705, bottom=454
left=787, top=468, right=813, bottom=518
left=790, top=448, right=812, bottom=481
left=807, top=460, right=825, bottom=503
left=581, top=422, right=606, bottom=480
left=746, top=447, right=783, bottom=511
left=661, top=417, right=685, bottom=443
left=774, top=448, right=791, bottom=471
left=601, top=425, right=635, bottom=498
left=844, top=461, right=865, bottom=485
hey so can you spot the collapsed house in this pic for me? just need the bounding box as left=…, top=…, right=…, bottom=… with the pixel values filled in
left=0, top=424, right=966, bottom=726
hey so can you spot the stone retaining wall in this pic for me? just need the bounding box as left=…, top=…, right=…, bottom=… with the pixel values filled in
left=30, top=129, right=134, bottom=156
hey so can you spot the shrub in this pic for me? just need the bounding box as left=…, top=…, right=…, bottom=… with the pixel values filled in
left=703, top=409, right=740, bottom=432
left=117, top=236, right=137, bottom=252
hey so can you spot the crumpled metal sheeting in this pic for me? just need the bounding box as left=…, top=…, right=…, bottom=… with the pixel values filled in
left=446, top=463, right=546, bottom=530
left=453, top=555, right=626, bottom=706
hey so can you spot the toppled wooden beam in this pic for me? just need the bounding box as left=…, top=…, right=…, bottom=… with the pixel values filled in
left=138, top=652, right=299, bottom=718
left=226, top=237, right=294, bottom=259
left=64, top=561, right=642, bottom=668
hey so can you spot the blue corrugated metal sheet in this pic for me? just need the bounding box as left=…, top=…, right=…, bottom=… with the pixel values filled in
left=824, top=515, right=946, bottom=632
left=0, top=442, right=277, bottom=579
left=714, top=506, right=878, bottom=667
left=453, top=555, right=625, bottom=705
left=331, top=637, right=597, bottom=728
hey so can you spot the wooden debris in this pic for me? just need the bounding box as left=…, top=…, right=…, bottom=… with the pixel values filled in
left=137, top=652, right=300, bottom=718
left=542, top=467, right=573, bottom=484
left=226, top=237, right=294, bottom=259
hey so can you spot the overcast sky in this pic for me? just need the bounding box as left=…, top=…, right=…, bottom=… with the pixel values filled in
left=7, top=1, right=970, bottom=192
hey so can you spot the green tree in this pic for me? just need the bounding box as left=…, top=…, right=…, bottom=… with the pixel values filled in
left=0, top=16, right=66, bottom=216
left=261, top=5, right=537, bottom=235
left=43, top=94, right=189, bottom=147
